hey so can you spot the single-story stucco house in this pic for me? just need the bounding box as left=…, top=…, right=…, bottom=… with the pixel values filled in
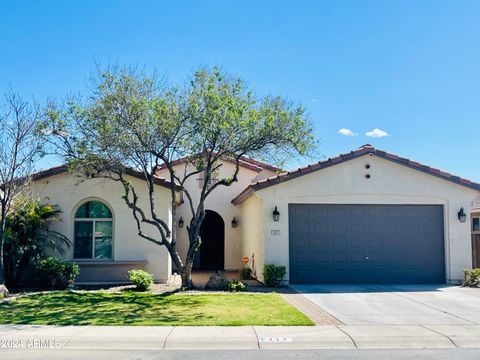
left=30, top=145, right=480, bottom=285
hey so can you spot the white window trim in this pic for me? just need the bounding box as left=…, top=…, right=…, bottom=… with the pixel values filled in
left=74, top=217, right=114, bottom=260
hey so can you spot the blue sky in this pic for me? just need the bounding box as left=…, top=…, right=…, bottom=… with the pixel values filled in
left=1, top=1, right=479, bottom=181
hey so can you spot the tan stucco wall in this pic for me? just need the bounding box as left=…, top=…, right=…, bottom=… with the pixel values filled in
left=157, top=160, right=276, bottom=270
left=31, top=173, right=172, bottom=282
left=249, top=155, right=479, bottom=284
left=239, top=193, right=265, bottom=281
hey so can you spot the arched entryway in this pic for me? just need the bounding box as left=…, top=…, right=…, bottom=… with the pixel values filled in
left=194, top=210, right=225, bottom=270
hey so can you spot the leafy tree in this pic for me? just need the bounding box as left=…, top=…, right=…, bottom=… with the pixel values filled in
left=0, top=92, right=42, bottom=296
left=4, top=197, right=70, bottom=288
left=41, top=66, right=316, bottom=289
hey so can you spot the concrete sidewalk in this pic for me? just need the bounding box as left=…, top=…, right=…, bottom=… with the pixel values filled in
left=1, top=325, right=480, bottom=350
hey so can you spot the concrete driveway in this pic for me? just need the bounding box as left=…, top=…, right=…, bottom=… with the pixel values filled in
left=290, top=285, right=480, bottom=325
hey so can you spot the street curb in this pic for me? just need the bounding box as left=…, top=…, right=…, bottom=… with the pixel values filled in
left=1, top=325, right=480, bottom=350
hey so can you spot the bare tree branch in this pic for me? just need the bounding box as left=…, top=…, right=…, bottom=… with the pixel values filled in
left=0, top=91, right=42, bottom=291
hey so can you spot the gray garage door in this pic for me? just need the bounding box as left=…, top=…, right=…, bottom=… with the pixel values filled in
left=289, top=204, right=445, bottom=284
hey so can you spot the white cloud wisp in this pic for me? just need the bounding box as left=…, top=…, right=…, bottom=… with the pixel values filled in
left=338, top=128, right=357, bottom=136
left=365, top=128, right=389, bottom=138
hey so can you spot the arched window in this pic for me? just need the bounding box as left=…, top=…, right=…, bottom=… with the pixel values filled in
left=74, top=200, right=113, bottom=259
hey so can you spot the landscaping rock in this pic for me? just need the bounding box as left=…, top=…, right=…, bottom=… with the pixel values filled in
left=0, top=284, right=9, bottom=298
left=66, top=284, right=78, bottom=292
left=205, top=272, right=228, bottom=290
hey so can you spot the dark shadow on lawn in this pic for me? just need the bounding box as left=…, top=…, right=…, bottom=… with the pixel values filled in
left=0, top=292, right=208, bottom=325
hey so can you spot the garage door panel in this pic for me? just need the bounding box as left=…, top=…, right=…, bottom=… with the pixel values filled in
left=350, top=223, right=369, bottom=235
left=292, top=222, right=310, bottom=235
left=289, top=204, right=445, bottom=284
left=329, top=222, right=349, bottom=236
left=350, top=207, right=367, bottom=218
left=312, top=207, right=329, bottom=218
left=312, top=223, right=329, bottom=234
left=311, top=242, right=329, bottom=253
left=331, top=237, right=349, bottom=249
left=368, top=237, right=385, bottom=249
left=365, top=207, right=383, bottom=218
left=384, top=254, right=405, bottom=266
left=292, top=206, right=310, bottom=219
left=384, top=207, right=403, bottom=218
left=312, top=254, right=330, bottom=262
left=330, top=207, right=349, bottom=218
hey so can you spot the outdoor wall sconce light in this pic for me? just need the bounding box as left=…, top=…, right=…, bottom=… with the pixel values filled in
left=231, top=217, right=238, bottom=228
left=273, top=206, right=280, bottom=222
left=458, top=208, right=467, bottom=223
left=178, top=217, right=184, bottom=228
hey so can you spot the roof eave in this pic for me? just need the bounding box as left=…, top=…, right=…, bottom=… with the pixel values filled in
left=231, top=146, right=480, bottom=205
left=156, top=154, right=280, bottom=174
left=231, top=186, right=255, bottom=205
left=30, top=164, right=180, bottom=191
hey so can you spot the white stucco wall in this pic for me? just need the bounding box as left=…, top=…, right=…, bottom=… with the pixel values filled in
left=157, top=160, right=276, bottom=270
left=31, top=173, right=173, bottom=282
left=248, top=155, right=479, bottom=284
left=239, top=193, right=265, bottom=280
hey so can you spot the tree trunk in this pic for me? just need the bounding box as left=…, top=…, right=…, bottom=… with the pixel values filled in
left=180, top=219, right=204, bottom=290
left=0, top=226, right=5, bottom=285
left=0, top=227, right=8, bottom=297
left=0, top=263, right=5, bottom=287
left=180, top=268, right=193, bottom=290
left=178, top=232, right=202, bottom=290
left=165, top=243, right=195, bottom=290
left=12, top=256, right=29, bottom=288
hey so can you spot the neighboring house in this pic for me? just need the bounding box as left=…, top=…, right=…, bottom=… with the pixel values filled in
left=30, top=145, right=480, bottom=285
left=471, top=200, right=480, bottom=268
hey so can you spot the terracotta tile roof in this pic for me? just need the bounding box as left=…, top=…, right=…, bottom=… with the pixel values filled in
left=155, top=154, right=281, bottom=173
left=30, top=164, right=179, bottom=190
left=31, top=164, right=69, bottom=181
left=237, top=157, right=281, bottom=173
left=232, top=144, right=480, bottom=205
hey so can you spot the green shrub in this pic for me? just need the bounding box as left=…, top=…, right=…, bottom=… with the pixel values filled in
left=463, top=268, right=480, bottom=287
left=128, top=269, right=154, bottom=291
left=36, top=257, right=80, bottom=290
left=227, top=280, right=247, bottom=292
left=4, top=197, right=70, bottom=288
left=263, top=264, right=286, bottom=287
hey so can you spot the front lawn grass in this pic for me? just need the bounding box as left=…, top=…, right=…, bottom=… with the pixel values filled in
left=0, top=292, right=313, bottom=326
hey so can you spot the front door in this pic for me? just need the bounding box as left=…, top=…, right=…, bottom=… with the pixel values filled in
left=194, top=210, right=225, bottom=270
